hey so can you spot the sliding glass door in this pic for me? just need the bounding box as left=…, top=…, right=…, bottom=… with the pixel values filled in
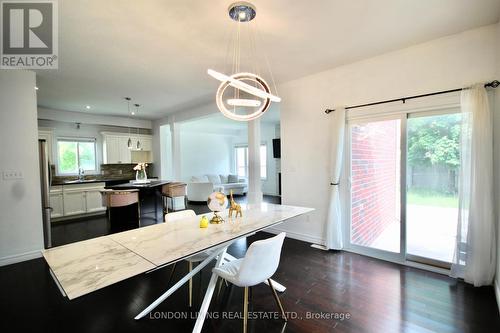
left=406, top=112, right=460, bottom=267
left=346, top=109, right=461, bottom=268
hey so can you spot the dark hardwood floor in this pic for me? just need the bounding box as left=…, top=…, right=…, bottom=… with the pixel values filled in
left=4, top=195, right=498, bottom=332
left=1, top=232, right=499, bottom=333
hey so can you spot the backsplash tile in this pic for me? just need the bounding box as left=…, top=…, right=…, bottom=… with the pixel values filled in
left=50, top=163, right=154, bottom=185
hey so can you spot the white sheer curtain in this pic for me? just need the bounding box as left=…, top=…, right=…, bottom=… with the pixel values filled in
left=325, top=108, right=345, bottom=250
left=450, top=84, right=496, bottom=286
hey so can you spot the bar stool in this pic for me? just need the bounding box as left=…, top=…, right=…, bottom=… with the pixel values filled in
left=101, top=189, right=140, bottom=227
left=212, top=233, right=287, bottom=333
left=162, top=182, right=187, bottom=215
left=165, top=209, right=213, bottom=307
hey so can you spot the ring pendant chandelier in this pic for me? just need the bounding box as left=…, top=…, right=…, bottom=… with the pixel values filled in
left=207, top=2, right=281, bottom=121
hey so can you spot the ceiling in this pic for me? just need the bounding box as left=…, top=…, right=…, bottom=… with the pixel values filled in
left=180, top=105, right=280, bottom=134
left=35, top=0, right=500, bottom=119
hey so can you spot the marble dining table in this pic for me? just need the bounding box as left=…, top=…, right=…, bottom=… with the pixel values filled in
left=43, top=202, right=314, bottom=333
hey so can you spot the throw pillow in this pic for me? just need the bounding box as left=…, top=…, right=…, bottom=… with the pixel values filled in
left=228, top=174, right=239, bottom=183
left=219, top=175, right=228, bottom=184
left=207, top=174, right=221, bottom=185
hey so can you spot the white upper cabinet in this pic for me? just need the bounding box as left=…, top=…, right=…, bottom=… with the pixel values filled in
left=139, top=137, right=152, bottom=151
left=104, top=135, right=121, bottom=164
left=102, top=132, right=153, bottom=164
left=118, top=137, right=132, bottom=164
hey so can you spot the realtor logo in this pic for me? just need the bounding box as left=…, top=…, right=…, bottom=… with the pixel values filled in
left=1, top=1, right=58, bottom=69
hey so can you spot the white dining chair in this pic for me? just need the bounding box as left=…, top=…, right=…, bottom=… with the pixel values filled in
left=212, top=232, right=287, bottom=333
left=164, top=210, right=213, bottom=307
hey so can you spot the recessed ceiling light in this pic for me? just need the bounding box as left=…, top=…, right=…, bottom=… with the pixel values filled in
left=131, top=111, right=135, bottom=115
left=35, top=86, right=39, bottom=90
left=85, top=105, right=91, bottom=109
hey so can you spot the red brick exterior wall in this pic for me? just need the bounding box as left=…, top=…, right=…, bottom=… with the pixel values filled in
left=350, top=120, right=400, bottom=247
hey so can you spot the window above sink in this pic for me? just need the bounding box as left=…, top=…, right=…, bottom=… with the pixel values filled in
left=57, top=138, right=97, bottom=175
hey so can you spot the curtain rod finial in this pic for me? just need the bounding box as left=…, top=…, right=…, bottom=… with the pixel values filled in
left=325, top=109, right=335, bottom=114
left=489, top=80, right=499, bottom=88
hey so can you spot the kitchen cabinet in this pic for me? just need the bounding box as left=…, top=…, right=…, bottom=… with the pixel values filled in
left=49, top=186, right=64, bottom=218
left=118, top=137, right=132, bottom=163
left=102, top=132, right=153, bottom=164
left=138, top=137, right=152, bottom=151
left=63, top=188, right=86, bottom=216
left=131, top=150, right=153, bottom=163
left=51, top=182, right=106, bottom=221
left=103, top=135, right=131, bottom=164
left=85, top=186, right=107, bottom=213
left=104, top=136, right=121, bottom=164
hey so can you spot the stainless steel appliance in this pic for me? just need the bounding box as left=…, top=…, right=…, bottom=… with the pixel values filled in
left=38, top=139, right=52, bottom=248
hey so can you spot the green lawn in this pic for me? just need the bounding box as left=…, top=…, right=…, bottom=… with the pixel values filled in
left=407, top=188, right=458, bottom=208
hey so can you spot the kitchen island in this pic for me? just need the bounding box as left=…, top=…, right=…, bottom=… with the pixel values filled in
left=106, top=180, right=171, bottom=222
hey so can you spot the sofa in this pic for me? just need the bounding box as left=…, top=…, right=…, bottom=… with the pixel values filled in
left=186, top=182, right=214, bottom=202
left=187, top=174, right=247, bottom=202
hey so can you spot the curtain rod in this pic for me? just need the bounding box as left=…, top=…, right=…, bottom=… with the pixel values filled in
left=324, top=80, right=500, bottom=114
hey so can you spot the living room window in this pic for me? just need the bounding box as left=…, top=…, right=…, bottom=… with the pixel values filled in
left=57, top=138, right=97, bottom=175
left=234, top=144, right=267, bottom=179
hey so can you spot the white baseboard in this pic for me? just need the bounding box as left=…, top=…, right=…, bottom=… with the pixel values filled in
left=265, top=227, right=325, bottom=245
left=495, top=279, right=500, bottom=315
left=0, top=249, right=42, bottom=267
left=310, top=244, right=329, bottom=251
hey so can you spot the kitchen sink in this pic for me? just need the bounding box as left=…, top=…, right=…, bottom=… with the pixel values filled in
left=64, top=179, right=98, bottom=184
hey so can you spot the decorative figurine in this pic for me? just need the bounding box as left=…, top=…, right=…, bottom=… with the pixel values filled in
left=228, top=190, right=242, bottom=218
left=199, top=215, right=209, bottom=228
left=207, top=192, right=228, bottom=224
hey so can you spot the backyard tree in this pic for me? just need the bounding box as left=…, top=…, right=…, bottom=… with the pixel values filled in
left=407, top=114, right=461, bottom=194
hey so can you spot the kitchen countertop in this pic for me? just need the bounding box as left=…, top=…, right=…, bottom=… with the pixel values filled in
left=51, top=178, right=135, bottom=186
left=105, top=179, right=170, bottom=189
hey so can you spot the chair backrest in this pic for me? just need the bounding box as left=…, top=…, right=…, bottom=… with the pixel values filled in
left=235, top=232, right=286, bottom=287
left=164, top=209, right=196, bottom=223
left=162, top=182, right=187, bottom=197
left=101, top=189, right=139, bottom=208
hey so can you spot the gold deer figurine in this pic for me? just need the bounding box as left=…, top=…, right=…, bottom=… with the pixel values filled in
left=228, top=190, right=242, bottom=218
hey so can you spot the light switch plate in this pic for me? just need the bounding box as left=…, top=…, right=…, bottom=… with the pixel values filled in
left=3, top=171, right=23, bottom=180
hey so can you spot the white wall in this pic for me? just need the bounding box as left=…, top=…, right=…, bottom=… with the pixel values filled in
left=179, top=130, right=233, bottom=181
left=0, top=71, right=44, bottom=266
left=275, top=24, right=499, bottom=245
left=495, top=21, right=500, bottom=311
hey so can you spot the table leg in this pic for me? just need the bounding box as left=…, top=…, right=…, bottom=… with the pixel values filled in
left=155, top=189, right=159, bottom=222
left=49, top=268, right=66, bottom=297
left=192, top=247, right=228, bottom=333
left=134, top=247, right=225, bottom=320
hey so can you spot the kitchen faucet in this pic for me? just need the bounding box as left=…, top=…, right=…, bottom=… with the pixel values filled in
left=78, top=168, right=84, bottom=181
